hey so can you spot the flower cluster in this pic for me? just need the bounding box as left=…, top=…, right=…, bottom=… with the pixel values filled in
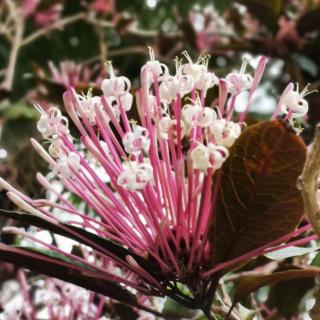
left=0, top=49, right=314, bottom=316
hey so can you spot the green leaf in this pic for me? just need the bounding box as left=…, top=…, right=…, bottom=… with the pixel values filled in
left=162, top=297, right=199, bottom=318
left=232, top=268, right=319, bottom=306
left=291, top=54, right=318, bottom=77
left=208, top=120, right=306, bottom=268
left=312, top=252, right=320, bottom=266
left=265, top=246, right=319, bottom=260
left=0, top=102, right=39, bottom=120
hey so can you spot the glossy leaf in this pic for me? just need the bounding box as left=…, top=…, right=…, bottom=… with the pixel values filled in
left=209, top=120, right=306, bottom=267
left=232, top=268, right=319, bottom=306
left=0, top=209, right=160, bottom=280
left=0, top=243, right=139, bottom=307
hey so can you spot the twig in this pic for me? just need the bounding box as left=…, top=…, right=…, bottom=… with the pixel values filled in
left=299, top=124, right=320, bottom=237
left=1, top=0, right=23, bottom=91
left=21, top=12, right=87, bottom=47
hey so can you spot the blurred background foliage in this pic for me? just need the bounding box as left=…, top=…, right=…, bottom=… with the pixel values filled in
left=1, top=0, right=320, bottom=199
left=1, top=1, right=320, bottom=317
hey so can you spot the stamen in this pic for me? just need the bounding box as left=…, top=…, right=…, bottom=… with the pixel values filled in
left=182, top=50, right=193, bottom=64
left=147, top=46, right=155, bottom=61
left=33, top=103, right=46, bottom=115
left=240, top=57, right=248, bottom=74
left=104, top=61, right=115, bottom=78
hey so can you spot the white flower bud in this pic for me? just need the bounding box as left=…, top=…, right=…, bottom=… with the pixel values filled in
left=101, top=76, right=131, bottom=97
left=122, top=126, right=150, bottom=155
left=190, top=144, right=211, bottom=170
left=48, top=138, right=64, bottom=158
left=158, top=117, right=185, bottom=142
left=159, top=76, right=180, bottom=102
left=281, top=90, right=309, bottom=118
left=195, top=71, right=219, bottom=91
left=78, top=95, right=102, bottom=125
left=53, top=152, right=81, bottom=179
left=177, top=74, right=194, bottom=95
left=210, top=120, right=241, bottom=148
left=225, top=72, right=253, bottom=96
left=182, top=104, right=216, bottom=128
left=141, top=47, right=169, bottom=88
left=117, top=162, right=153, bottom=191
left=2, top=306, right=22, bottom=320
left=37, top=107, right=69, bottom=139
left=208, top=144, right=229, bottom=170
left=190, top=143, right=229, bottom=171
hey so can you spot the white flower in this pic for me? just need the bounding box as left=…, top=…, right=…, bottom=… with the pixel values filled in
left=180, top=51, right=218, bottom=91
left=225, top=72, right=253, bottom=96
left=53, top=152, right=81, bottom=179
left=37, top=107, right=69, bottom=139
left=210, top=119, right=241, bottom=148
left=48, top=138, right=64, bottom=158
left=78, top=95, right=102, bottom=125
left=101, top=76, right=131, bottom=97
left=225, top=58, right=253, bottom=96
left=281, top=85, right=313, bottom=118
left=117, top=162, right=153, bottom=191
left=182, top=104, right=216, bottom=128
left=122, top=126, right=150, bottom=155
left=101, top=61, right=131, bottom=97
left=190, top=144, right=211, bottom=170
left=208, top=144, right=229, bottom=170
left=158, top=117, right=185, bottom=142
left=159, top=76, right=180, bottom=102
left=141, top=47, right=169, bottom=88
left=177, top=74, right=194, bottom=95
left=190, top=143, right=229, bottom=171
left=1, top=307, right=22, bottom=320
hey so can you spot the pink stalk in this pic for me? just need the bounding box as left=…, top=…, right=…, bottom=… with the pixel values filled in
left=17, top=269, right=36, bottom=320
left=118, top=97, right=131, bottom=133
left=218, top=79, right=228, bottom=116
left=272, top=82, right=294, bottom=120
left=239, top=56, right=267, bottom=122
left=203, top=224, right=312, bottom=278
left=226, top=95, right=237, bottom=121
left=187, top=169, right=213, bottom=271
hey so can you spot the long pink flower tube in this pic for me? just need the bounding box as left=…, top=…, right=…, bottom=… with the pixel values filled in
left=0, top=49, right=315, bottom=317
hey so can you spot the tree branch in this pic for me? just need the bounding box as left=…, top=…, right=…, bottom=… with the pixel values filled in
left=21, top=12, right=87, bottom=47
left=299, top=124, right=320, bottom=237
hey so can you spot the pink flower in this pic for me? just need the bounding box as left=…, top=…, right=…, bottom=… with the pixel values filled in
left=34, top=4, right=62, bottom=26
left=91, top=0, right=115, bottom=14
left=22, top=0, right=39, bottom=17
left=0, top=50, right=314, bottom=317
left=276, top=16, right=302, bottom=46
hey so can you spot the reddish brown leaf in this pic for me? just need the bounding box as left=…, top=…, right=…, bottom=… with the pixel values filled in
left=208, top=120, right=306, bottom=267
left=233, top=268, right=320, bottom=305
